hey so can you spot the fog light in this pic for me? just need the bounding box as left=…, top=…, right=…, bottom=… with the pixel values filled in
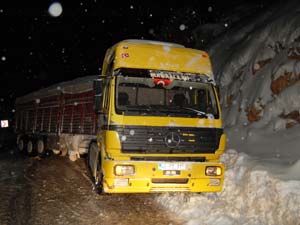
left=114, top=165, right=135, bottom=176
left=205, top=166, right=222, bottom=176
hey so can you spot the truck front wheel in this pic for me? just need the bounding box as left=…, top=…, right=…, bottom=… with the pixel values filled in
left=88, top=142, right=103, bottom=194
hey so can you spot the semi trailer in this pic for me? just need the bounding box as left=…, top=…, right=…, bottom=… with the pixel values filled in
left=15, top=39, right=226, bottom=193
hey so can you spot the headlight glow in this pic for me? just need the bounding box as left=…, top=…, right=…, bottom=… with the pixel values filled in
left=205, top=166, right=222, bottom=176
left=114, top=165, right=135, bottom=176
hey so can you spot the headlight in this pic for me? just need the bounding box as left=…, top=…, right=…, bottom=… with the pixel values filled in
left=114, top=165, right=135, bottom=176
left=205, top=166, right=222, bottom=176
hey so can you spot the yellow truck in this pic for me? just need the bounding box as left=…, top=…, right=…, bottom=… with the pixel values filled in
left=88, top=39, right=226, bottom=193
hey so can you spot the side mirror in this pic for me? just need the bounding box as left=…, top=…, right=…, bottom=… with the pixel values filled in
left=94, top=79, right=103, bottom=113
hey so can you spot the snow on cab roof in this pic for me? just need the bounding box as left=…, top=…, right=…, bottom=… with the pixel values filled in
left=120, top=39, right=186, bottom=48
left=110, top=39, right=213, bottom=78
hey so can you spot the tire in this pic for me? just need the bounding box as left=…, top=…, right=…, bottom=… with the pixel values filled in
left=18, top=138, right=25, bottom=152
left=37, top=139, right=45, bottom=155
left=87, top=142, right=98, bottom=177
left=88, top=142, right=103, bottom=194
left=27, top=140, right=34, bottom=156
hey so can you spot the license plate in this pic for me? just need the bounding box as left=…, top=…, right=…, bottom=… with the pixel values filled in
left=158, top=162, right=187, bottom=171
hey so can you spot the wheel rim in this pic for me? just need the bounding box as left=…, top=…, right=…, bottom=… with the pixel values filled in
left=27, top=141, right=33, bottom=154
left=37, top=140, right=44, bottom=154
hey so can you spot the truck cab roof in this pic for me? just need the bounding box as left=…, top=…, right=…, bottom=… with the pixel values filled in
left=103, top=39, right=214, bottom=79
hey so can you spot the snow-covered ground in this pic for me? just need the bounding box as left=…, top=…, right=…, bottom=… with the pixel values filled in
left=156, top=0, right=300, bottom=224
left=156, top=150, right=300, bottom=225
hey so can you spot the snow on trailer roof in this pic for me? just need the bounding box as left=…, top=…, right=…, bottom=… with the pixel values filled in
left=16, top=75, right=98, bottom=104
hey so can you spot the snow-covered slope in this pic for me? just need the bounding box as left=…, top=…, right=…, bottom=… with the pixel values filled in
left=208, top=0, right=300, bottom=161
left=155, top=1, right=300, bottom=224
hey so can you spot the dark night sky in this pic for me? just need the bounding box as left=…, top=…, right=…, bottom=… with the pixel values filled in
left=0, top=0, right=273, bottom=115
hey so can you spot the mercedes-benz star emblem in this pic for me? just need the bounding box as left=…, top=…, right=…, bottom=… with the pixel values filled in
left=165, top=132, right=181, bottom=148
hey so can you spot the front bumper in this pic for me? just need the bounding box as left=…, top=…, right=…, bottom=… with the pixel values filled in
left=102, top=160, right=224, bottom=193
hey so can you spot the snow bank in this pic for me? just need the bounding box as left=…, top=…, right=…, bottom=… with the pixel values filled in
left=198, top=0, right=300, bottom=161
left=156, top=150, right=300, bottom=225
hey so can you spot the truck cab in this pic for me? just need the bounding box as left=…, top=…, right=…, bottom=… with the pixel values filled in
left=88, top=39, right=226, bottom=193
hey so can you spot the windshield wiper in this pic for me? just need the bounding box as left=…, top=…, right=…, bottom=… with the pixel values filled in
left=182, top=107, right=208, bottom=118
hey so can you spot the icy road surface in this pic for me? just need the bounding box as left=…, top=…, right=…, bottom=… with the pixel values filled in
left=0, top=150, right=182, bottom=225
left=1, top=149, right=299, bottom=225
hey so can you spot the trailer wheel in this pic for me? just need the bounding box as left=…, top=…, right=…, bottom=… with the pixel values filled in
left=27, top=140, right=34, bottom=156
left=18, top=138, right=25, bottom=152
left=37, top=139, right=45, bottom=155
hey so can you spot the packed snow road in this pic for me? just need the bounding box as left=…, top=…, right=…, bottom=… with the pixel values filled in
left=0, top=149, right=182, bottom=225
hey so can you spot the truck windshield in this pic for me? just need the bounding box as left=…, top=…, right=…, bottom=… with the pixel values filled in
left=115, top=68, right=219, bottom=119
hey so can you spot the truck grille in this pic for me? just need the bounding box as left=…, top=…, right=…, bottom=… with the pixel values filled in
left=152, top=178, right=188, bottom=184
left=112, top=125, right=223, bottom=154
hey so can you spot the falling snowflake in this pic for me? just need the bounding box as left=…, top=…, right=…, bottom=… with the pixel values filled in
left=130, top=5, right=134, bottom=9
left=208, top=6, right=213, bottom=12
left=1, top=56, right=6, bottom=61
left=224, top=23, right=228, bottom=27
left=179, top=24, right=186, bottom=31
left=148, top=28, right=154, bottom=35
left=48, top=2, right=63, bottom=17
